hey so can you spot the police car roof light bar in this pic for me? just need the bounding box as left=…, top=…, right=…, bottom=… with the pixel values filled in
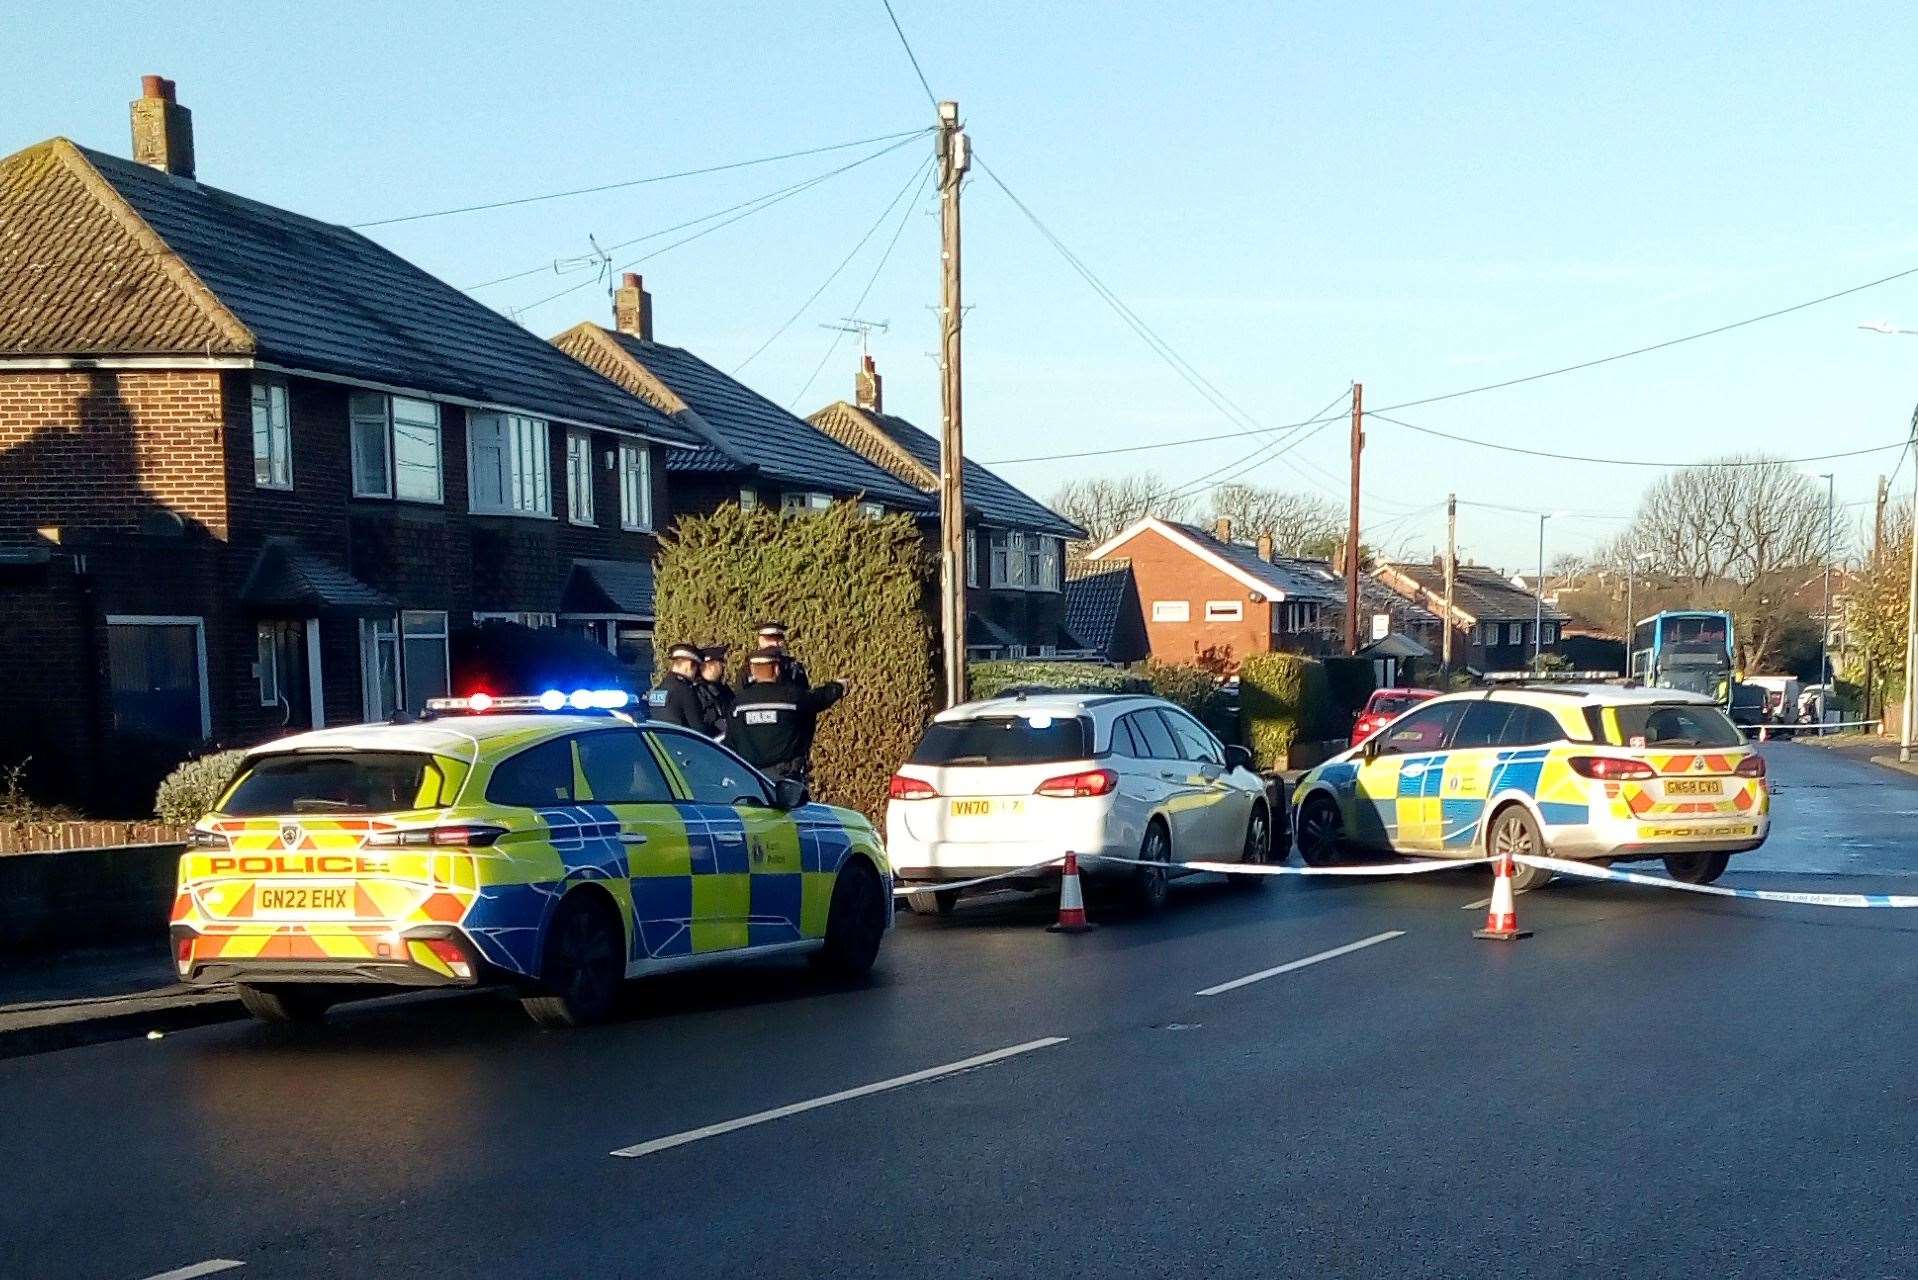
left=425, top=689, right=632, bottom=714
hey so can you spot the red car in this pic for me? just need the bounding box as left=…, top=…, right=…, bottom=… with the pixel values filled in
left=1349, top=686, right=1441, bottom=747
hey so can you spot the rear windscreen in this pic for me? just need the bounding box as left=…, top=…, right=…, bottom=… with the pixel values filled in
left=1592, top=704, right=1745, bottom=749
left=909, top=716, right=1092, bottom=766
left=218, top=752, right=451, bottom=816
left=1370, top=693, right=1426, bottom=718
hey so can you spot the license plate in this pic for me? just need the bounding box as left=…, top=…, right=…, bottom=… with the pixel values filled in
left=949, top=799, right=1021, bottom=819
left=1664, top=779, right=1723, bottom=796
left=257, top=882, right=354, bottom=916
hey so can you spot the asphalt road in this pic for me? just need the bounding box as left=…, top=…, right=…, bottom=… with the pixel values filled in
left=4, top=742, right=1915, bottom=1280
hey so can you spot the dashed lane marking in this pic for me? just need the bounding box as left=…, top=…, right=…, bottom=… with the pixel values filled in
left=140, top=1262, right=244, bottom=1280
left=611, top=1037, right=1069, bottom=1158
left=1196, top=931, right=1405, bottom=997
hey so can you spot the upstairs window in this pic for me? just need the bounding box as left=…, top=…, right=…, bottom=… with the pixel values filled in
left=1023, top=534, right=1041, bottom=588
left=989, top=532, right=1010, bottom=585
left=469, top=413, right=550, bottom=516
left=966, top=529, right=979, bottom=587
left=620, top=442, right=653, bottom=530
left=781, top=491, right=833, bottom=515
left=350, top=393, right=441, bottom=503
left=859, top=501, right=885, bottom=520
left=565, top=432, right=595, bottom=526
left=1037, top=536, right=1061, bottom=591
left=250, top=378, right=291, bottom=490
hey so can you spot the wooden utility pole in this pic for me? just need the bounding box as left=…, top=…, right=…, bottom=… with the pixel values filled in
left=937, top=100, right=970, bottom=707
left=1344, top=382, right=1363, bottom=654
left=1868, top=474, right=1888, bottom=719
left=1441, top=492, right=1457, bottom=673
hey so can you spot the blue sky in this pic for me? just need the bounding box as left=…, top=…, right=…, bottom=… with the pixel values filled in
left=8, top=1, right=1918, bottom=567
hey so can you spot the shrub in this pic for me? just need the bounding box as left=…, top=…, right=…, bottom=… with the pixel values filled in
left=1139, top=659, right=1217, bottom=716
left=155, top=748, right=248, bottom=823
left=970, top=661, right=1145, bottom=700
left=1238, top=652, right=1331, bottom=769
left=654, top=502, right=937, bottom=823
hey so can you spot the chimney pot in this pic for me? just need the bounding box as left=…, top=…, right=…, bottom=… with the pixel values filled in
left=1214, top=517, right=1232, bottom=543
left=130, top=75, right=194, bottom=178
left=621, top=272, right=641, bottom=290
left=613, top=273, right=653, bottom=342
left=1257, top=532, right=1274, bottom=561
left=855, top=353, right=883, bottom=414
left=141, top=74, right=167, bottom=100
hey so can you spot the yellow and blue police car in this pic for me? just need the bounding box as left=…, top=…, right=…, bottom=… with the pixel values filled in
left=170, top=691, right=892, bottom=1028
left=1291, top=685, right=1769, bottom=890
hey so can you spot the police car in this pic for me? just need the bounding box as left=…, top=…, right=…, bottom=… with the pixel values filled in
left=171, top=691, right=892, bottom=1028
left=1291, top=685, right=1769, bottom=890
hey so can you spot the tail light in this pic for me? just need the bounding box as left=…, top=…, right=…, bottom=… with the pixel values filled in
left=368, top=825, right=508, bottom=848
left=1734, top=755, right=1767, bottom=779
left=889, top=773, right=939, bottom=800
left=1568, top=756, right=1656, bottom=781
left=413, top=937, right=474, bottom=981
left=1034, top=768, right=1118, bottom=798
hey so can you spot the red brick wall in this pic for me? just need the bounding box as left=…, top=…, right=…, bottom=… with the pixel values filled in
left=0, top=369, right=227, bottom=538
left=1103, top=526, right=1273, bottom=671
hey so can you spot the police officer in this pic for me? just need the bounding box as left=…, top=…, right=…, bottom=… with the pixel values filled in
left=695, top=644, right=735, bottom=739
left=647, top=643, right=709, bottom=732
left=743, top=620, right=809, bottom=690
left=727, top=651, right=845, bottom=782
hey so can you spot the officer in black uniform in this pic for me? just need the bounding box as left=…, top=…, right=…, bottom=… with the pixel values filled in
left=742, top=620, right=809, bottom=690
left=647, top=643, right=709, bottom=733
left=727, top=651, right=845, bottom=782
left=695, top=645, right=735, bottom=739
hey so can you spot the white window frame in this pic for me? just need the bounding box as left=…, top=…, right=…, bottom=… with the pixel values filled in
left=566, top=431, right=595, bottom=526
left=350, top=392, right=443, bottom=503
left=360, top=614, right=401, bottom=722
left=1037, top=536, right=1061, bottom=592
left=1205, top=600, right=1244, bottom=623
left=1023, top=533, right=1041, bottom=590
left=104, top=615, right=211, bottom=740
left=473, top=610, right=557, bottom=629
left=256, top=622, right=279, bottom=707
left=401, top=609, right=451, bottom=713
left=989, top=531, right=1010, bottom=586
left=468, top=412, right=552, bottom=517
left=1152, top=600, right=1190, bottom=623
left=620, top=441, right=654, bottom=531
left=858, top=500, right=885, bottom=521
left=1542, top=621, right=1558, bottom=645
left=1508, top=622, right=1523, bottom=646
left=250, top=377, right=292, bottom=490
left=781, top=491, right=833, bottom=516
left=966, top=529, right=979, bottom=588
left=739, top=487, right=758, bottom=511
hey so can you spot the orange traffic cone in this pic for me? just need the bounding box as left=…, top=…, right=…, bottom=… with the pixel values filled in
left=1474, top=850, right=1532, bottom=941
left=1048, top=852, right=1098, bottom=933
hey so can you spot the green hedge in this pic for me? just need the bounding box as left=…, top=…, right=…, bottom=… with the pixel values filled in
left=654, top=502, right=937, bottom=823
left=1238, top=652, right=1331, bottom=769
left=155, top=749, right=248, bottom=823
left=969, top=661, right=1146, bottom=699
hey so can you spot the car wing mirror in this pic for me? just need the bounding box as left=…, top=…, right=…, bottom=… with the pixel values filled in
left=1362, top=736, right=1383, bottom=762
left=774, top=777, right=810, bottom=810
left=1224, top=744, right=1255, bottom=773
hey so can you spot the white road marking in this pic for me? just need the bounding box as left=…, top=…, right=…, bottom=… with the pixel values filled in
left=141, top=1262, right=244, bottom=1280
left=1196, top=931, right=1404, bottom=997
left=611, top=1036, right=1069, bottom=1158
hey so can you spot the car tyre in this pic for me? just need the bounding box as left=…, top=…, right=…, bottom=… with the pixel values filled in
left=1129, top=820, right=1173, bottom=911
left=1487, top=805, right=1553, bottom=892
left=1230, top=803, right=1273, bottom=890
left=1662, top=851, right=1731, bottom=885
left=813, top=859, right=888, bottom=978
left=1296, top=793, right=1344, bottom=867
left=521, top=890, right=626, bottom=1029
left=236, top=983, right=338, bottom=1025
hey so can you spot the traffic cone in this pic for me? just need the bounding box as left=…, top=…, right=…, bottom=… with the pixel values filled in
left=1047, top=852, right=1098, bottom=933
left=1473, top=850, right=1532, bottom=941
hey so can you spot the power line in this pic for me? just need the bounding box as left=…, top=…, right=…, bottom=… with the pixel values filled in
left=880, top=0, right=940, bottom=109
left=733, top=154, right=934, bottom=375
left=349, top=128, right=932, bottom=229
left=1157, top=387, right=1351, bottom=505
left=1368, top=410, right=1910, bottom=469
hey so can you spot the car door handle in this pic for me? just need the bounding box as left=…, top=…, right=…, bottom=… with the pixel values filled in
left=619, top=832, right=650, bottom=846
left=714, top=832, right=745, bottom=844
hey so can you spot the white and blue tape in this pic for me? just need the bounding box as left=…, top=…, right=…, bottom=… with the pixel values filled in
left=1514, top=853, right=1918, bottom=908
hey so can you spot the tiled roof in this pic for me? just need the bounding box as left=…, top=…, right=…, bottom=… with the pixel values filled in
left=1165, top=522, right=1339, bottom=601
left=663, top=446, right=740, bottom=474
left=966, top=612, right=1021, bottom=649
left=1063, top=558, right=1133, bottom=654
left=1272, top=556, right=1440, bottom=623
left=1377, top=561, right=1570, bottom=624
left=567, top=329, right=927, bottom=508
left=0, top=139, right=694, bottom=443
left=238, top=538, right=395, bottom=616
left=808, top=400, right=1084, bottom=539
left=562, top=558, right=655, bottom=619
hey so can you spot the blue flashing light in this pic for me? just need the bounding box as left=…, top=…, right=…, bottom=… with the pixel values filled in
left=538, top=689, right=567, bottom=711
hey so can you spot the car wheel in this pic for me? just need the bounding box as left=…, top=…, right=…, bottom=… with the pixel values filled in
left=1129, top=820, right=1172, bottom=911
left=521, top=890, right=627, bottom=1029
left=1487, top=806, right=1553, bottom=892
left=813, top=859, right=888, bottom=978
left=236, top=983, right=338, bottom=1025
left=1230, top=804, right=1273, bottom=890
left=1296, top=793, right=1344, bottom=867
left=1662, top=851, right=1731, bottom=885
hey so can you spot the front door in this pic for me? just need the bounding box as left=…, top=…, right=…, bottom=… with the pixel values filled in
left=259, top=620, right=312, bottom=731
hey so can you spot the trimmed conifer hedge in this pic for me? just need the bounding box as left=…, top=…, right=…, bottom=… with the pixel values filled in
left=1239, top=652, right=1331, bottom=768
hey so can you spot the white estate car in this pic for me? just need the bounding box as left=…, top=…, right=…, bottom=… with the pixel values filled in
left=886, top=692, right=1279, bottom=913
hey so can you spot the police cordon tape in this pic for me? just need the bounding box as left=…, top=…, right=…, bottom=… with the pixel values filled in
left=1754, top=718, right=1882, bottom=741
left=1511, top=853, right=1918, bottom=907
left=895, top=852, right=1498, bottom=899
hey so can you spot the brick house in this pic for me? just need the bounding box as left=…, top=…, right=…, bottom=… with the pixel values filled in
left=1372, top=560, right=1570, bottom=673
left=807, top=356, right=1085, bottom=657
left=0, top=79, right=698, bottom=806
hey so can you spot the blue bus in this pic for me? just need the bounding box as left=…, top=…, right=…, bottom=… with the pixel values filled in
left=1629, top=610, right=1735, bottom=707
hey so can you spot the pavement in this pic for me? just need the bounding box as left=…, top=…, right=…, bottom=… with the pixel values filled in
left=2, top=740, right=1916, bottom=1279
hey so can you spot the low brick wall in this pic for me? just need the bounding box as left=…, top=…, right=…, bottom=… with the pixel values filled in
left=0, top=822, right=186, bottom=854
left=0, top=842, right=182, bottom=955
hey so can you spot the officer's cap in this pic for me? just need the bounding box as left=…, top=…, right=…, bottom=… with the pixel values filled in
left=747, top=651, right=783, bottom=668
left=699, top=645, right=730, bottom=662
left=755, top=621, right=788, bottom=639
left=668, top=643, right=702, bottom=662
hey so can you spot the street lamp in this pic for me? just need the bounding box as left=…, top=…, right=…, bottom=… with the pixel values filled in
left=1624, top=550, right=1654, bottom=680
left=1535, top=510, right=1567, bottom=673
left=1855, top=322, right=1918, bottom=762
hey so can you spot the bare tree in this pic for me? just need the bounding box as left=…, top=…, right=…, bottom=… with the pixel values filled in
left=1051, top=475, right=1193, bottom=555
left=1200, top=484, right=1343, bottom=555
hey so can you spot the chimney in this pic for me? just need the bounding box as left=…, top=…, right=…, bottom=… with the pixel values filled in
left=1257, top=532, right=1274, bottom=561
left=1332, top=540, right=1347, bottom=575
left=131, top=76, right=195, bottom=179
left=1214, top=517, right=1232, bottom=543
left=613, top=272, right=653, bottom=342
left=1433, top=554, right=1444, bottom=571
left=855, top=353, right=883, bottom=413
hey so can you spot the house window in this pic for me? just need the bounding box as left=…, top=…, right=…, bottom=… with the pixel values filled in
left=739, top=488, right=758, bottom=510
left=966, top=529, right=979, bottom=587
left=1205, top=600, right=1244, bottom=623
left=250, top=378, right=291, bottom=490
left=620, top=442, right=653, bottom=530
left=473, top=611, right=557, bottom=629
left=989, top=532, right=1010, bottom=586
left=565, top=432, right=595, bottom=526
left=1038, top=536, right=1061, bottom=592
left=781, top=491, right=833, bottom=515
left=1023, top=534, right=1041, bottom=588
left=859, top=501, right=884, bottom=520
left=1152, top=600, right=1190, bottom=623
left=360, top=616, right=401, bottom=721
left=350, top=393, right=442, bottom=502
left=1507, top=622, right=1523, bottom=646
left=1542, top=622, right=1558, bottom=645
left=401, top=610, right=449, bottom=714
left=106, top=616, right=209, bottom=742
left=469, top=412, right=550, bottom=515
